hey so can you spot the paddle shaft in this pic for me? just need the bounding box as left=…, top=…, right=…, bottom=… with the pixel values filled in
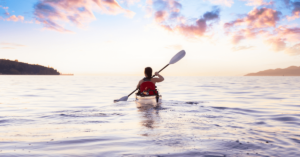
left=127, top=64, right=169, bottom=97
left=152, top=64, right=169, bottom=78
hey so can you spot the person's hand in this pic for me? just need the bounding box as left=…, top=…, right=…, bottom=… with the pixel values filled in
left=155, top=72, right=159, bottom=76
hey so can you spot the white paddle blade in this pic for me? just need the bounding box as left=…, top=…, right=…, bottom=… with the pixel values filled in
left=114, top=96, right=128, bottom=102
left=169, top=50, right=186, bottom=64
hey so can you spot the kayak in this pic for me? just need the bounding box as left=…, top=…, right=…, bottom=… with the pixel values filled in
left=135, top=94, right=162, bottom=107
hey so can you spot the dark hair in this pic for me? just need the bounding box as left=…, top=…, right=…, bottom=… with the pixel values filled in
left=144, top=67, right=152, bottom=79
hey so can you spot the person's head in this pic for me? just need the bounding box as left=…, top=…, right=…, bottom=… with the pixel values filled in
left=144, top=67, right=152, bottom=79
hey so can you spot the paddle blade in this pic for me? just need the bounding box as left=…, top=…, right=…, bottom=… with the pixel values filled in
left=114, top=96, right=128, bottom=103
left=169, top=50, right=186, bottom=64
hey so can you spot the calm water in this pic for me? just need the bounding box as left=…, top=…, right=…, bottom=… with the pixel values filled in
left=0, top=76, right=299, bottom=157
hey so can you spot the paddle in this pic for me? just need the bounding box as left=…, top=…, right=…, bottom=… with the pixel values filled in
left=114, top=50, right=186, bottom=102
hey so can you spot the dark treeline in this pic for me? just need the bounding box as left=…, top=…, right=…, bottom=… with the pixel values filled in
left=0, top=59, right=60, bottom=75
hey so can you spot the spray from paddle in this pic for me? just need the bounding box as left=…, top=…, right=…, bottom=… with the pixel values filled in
left=114, top=50, right=186, bottom=102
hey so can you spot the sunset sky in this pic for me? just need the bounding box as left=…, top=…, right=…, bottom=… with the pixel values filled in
left=1, top=0, right=300, bottom=76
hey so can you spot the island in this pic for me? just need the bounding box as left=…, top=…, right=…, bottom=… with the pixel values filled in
left=0, top=59, right=60, bottom=75
left=245, top=66, right=300, bottom=76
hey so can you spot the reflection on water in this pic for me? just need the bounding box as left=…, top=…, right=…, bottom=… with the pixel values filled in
left=0, top=76, right=300, bottom=156
left=137, top=103, right=161, bottom=130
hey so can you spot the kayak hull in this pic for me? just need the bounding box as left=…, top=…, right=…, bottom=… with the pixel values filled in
left=135, top=94, right=162, bottom=108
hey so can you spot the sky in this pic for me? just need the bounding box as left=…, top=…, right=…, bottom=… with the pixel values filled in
left=0, top=0, right=300, bottom=76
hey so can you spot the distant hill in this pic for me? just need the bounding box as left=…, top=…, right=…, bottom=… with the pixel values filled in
left=0, top=59, right=60, bottom=75
left=245, top=66, right=300, bottom=76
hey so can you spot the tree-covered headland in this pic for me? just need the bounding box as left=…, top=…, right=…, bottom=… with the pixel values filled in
left=0, top=59, right=60, bottom=75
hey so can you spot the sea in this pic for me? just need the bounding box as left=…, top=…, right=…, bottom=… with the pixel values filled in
left=0, top=76, right=299, bottom=157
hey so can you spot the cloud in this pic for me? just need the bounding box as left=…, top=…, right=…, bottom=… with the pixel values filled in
left=165, top=44, right=182, bottom=50
left=93, top=0, right=135, bottom=17
left=284, top=43, right=300, bottom=55
left=227, top=28, right=268, bottom=44
left=148, top=0, right=220, bottom=38
left=222, top=7, right=300, bottom=56
left=6, top=15, right=24, bottom=22
left=208, top=0, right=234, bottom=7
left=275, top=26, right=300, bottom=35
left=0, top=5, right=25, bottom=22
left=154, top=10, right=167, bottom=23
left=225, top=7, right=281, bottom=29
left=266, top=38, right=286, bottom=52
left=34, top=0, right=135, bottom=32
left=151, top=0, right=182, bottom=22
left=0, top=5, right=9, bottom=15
left=231, top=34, right=245, bottom=44
left=243, top=0, right=273, bottom=6
left=0, top=5, right=9, bottom=10
left=231, top=46, right=254, bottom=51
left=224, top=7, right=281, bottom=44
left=274, top=26, right=300, bottom=42
left=175, top=7, right=220, bottom=37
left=119, top=0, right=140, bottom=6
left=286, top=2, right=300, bottom=20
left=263, top=32, right=300, bottom=55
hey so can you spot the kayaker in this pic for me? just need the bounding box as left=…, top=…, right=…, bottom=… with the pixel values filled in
left=137, top=67, right=164, bottom=87
left=137, top=67, right=164, bottom=95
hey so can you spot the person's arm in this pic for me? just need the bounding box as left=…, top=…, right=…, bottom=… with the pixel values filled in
left=152, top=72, right=164, bottom=83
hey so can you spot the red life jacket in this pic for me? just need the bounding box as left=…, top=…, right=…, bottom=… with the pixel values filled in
left=139, top=81, right=157, bottom=96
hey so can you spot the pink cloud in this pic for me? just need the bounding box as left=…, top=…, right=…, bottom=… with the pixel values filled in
left=243, top=0, right=274, bottom=6
left=226, top=28, right=268, bottom=44
left=287, top=2, right=300, bottom=20
left=6, top=15, right=24, bottom=22
left=247, top=8, right=280, bottom=28
left=0, top=5, right=9, bottom=10
left=263, top=27, right=300, bottom=54
left=154, top=10, right=167, bottom=23
left=148, top=0, right=220, bottom=38
left=0, top=5, right=26, bottom=23
left=231, top=34, right=245, bottom=44
left=287, top=11, right=300, bottom=20
left=149, top=0, right=183, bottom=22
left=224, top=7, right=281, bottom=44
left=266, top=38, right=286, bottom=52
left=274, top=26, right=300, bottom=42
left=223, top=7, right=300, bottom=56
left=174, top=19, right=208, bottom=37
left=275, top=26, right=300, bottom=35
left=0, top=5, right=10, bottom=16
left=34, top=0, right=135, bottom=32
left=225, top=8, right=281, bottom=29
left=93, top=0, right=135, bottom=17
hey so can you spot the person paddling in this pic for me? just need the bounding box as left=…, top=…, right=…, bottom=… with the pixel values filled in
left=137, top=67, right=164, bottom=95
left=114, top=50, right=185, bottom=102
